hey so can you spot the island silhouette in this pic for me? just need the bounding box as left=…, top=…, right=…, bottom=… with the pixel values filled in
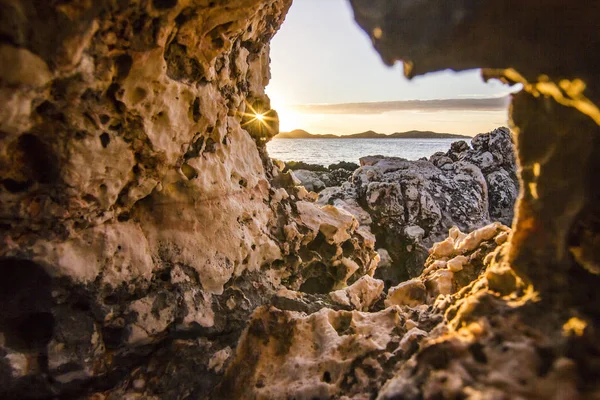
left=274, top=129, right=471, bottom=139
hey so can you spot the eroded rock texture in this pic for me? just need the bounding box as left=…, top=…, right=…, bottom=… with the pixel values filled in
left=348, top=0, right=600, bottom=398
left=291, top=168, right=354, bottom=193
left=0, top=1, right=381, bottom=398
left=221, top=223, right=517, bottom=399
left=318, top=128, right=517, bottom=284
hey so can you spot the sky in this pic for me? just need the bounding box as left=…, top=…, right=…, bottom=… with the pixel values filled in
left=265, top=0, right=521, bottom=136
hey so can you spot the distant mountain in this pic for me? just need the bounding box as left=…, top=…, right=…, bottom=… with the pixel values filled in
left=345, top=130, right=389, bottom=139
left=389, top=130, right=470, bottom=139
left=274, top=129, right=338, bottom=139
left=274, top=129, right=470, bottom=139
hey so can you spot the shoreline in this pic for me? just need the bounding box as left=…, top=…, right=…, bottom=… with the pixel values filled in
left=272, top=135, right=471, bottom=139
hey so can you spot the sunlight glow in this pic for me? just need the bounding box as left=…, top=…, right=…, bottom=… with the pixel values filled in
left=239, top=100, right=280, bottom=139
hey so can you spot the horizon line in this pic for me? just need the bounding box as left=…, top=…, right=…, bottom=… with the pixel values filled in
left=273, top=128, right=507, bottom=138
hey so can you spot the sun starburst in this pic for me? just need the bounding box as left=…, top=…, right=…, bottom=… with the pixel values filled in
left=239, top=101, right=279, bottom=139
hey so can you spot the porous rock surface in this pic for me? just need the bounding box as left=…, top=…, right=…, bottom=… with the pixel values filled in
left=0, top=1, right=380, bottom=398
left=1, top=0, right=600, bottom=399
left=290, top=168, right=354, bottom=193
left=220, top=223, right=520, bottom=399
left=430, top=127, right=518, bottom=226
left=319, top=127, right=518, bottom=284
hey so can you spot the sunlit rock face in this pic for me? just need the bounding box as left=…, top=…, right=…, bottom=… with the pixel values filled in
left=0, top=0, right=380, bottom=397
left=318, top=127, right=517, bottom=285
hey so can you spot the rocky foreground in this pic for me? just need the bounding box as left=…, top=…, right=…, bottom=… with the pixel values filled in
left=1, top=1, right=600, bottom=399
left=291, top=127, right=519, bottom=284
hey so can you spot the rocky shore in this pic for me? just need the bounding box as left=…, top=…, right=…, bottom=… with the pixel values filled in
left=289, top=127, right=518, bottom=284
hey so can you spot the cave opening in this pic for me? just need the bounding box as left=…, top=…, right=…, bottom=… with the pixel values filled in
left=262, top=0, right=523, bottom=287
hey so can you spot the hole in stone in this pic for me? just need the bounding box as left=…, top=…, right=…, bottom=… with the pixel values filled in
left=262, top=2, right=522, bottom=288
left=341, top=240, right=355, bottom=257
left=0, top=258, right=54, bottom=352
left=204, top=137, right=217, bottom=153
left=118, top=212, right=131, bottom=222
left=165, top=42, right=205, bottom=83
left=191, top=97, right=201, bottom=122
left=175, top=9, right=192, bottom=25
left=185, top=136, right=205, bottom=160
left=299, top=274, right=334, bottom=295
left=106, top=83, right=126, bottom=113
left=17, top=134, right=59, bottom=184
left=35, top=100, right=59, bottom=117
left=114, top=54, right=133, bottom=79
left=100, top=132, right=111, bottom=148
left=322, top=371, right=331, bottom=383
left=468, top=343, right=488, bottom=364
left=158, top=269, right=171, bottom=282
left=330, top=312, right=353, bottom=336
left=1, top=178, right=32, bottom=193
left=212, top=37, right=224, bottom=49
left=132, top=87, right=148, bottom=104
left=152, top=0, right=178, bottom=10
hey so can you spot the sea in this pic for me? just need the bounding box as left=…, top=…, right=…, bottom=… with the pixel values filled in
left=266, top=138, right=463, bottom=166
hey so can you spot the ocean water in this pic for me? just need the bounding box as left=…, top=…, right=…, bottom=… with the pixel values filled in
left=266, top=138, right=463, bottom=166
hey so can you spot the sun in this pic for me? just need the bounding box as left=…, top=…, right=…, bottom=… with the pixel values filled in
left=255, top=113, right=266, bottom=122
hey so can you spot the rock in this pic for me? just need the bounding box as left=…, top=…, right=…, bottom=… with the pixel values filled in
left=317, top=128, right=518, bottom=285
left=0, top=1, right=380, bottom=397
left=290, top=168, right=354, bottom=193
left=384, top=278, right=427, bottom=307
left=291, top=169, right=327, bottom=192
left=219, top=305, right=437, bottom=399
left=329, top=275, right=384, bottom=311
left=221, top=222, right=512, bottom=399
left=321, top=168, right=354, bottom=187
left=445, top=127, right=519, bottom=226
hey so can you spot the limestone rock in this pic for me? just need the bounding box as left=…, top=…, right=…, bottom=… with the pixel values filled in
left=292, top=168, right=354, bottom=193
left=318, top=128, right=517, bottom=285
left=221, top=223, right=511, bottom=399
left=0, top=0, right=375, bottom=397
left=346, top=2, right=600, bottom=398
left=329, top=275, right=384, bottom=311
left=219, top=305, right=437, bottom=400
left=431, top=127, right=519, bottom=226
left=291, top=169, right=326, bottom=192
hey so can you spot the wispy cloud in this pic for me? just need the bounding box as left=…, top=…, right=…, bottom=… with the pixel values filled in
left=291, top=96, right=511, bottom=115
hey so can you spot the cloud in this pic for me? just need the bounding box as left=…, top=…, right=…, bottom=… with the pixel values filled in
left=290, top=96, right=511, bottom=115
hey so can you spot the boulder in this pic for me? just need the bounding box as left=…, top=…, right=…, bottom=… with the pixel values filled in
left=319, top=128, right=518, bottom=284
left=290, top=169, right=326, bottom=192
